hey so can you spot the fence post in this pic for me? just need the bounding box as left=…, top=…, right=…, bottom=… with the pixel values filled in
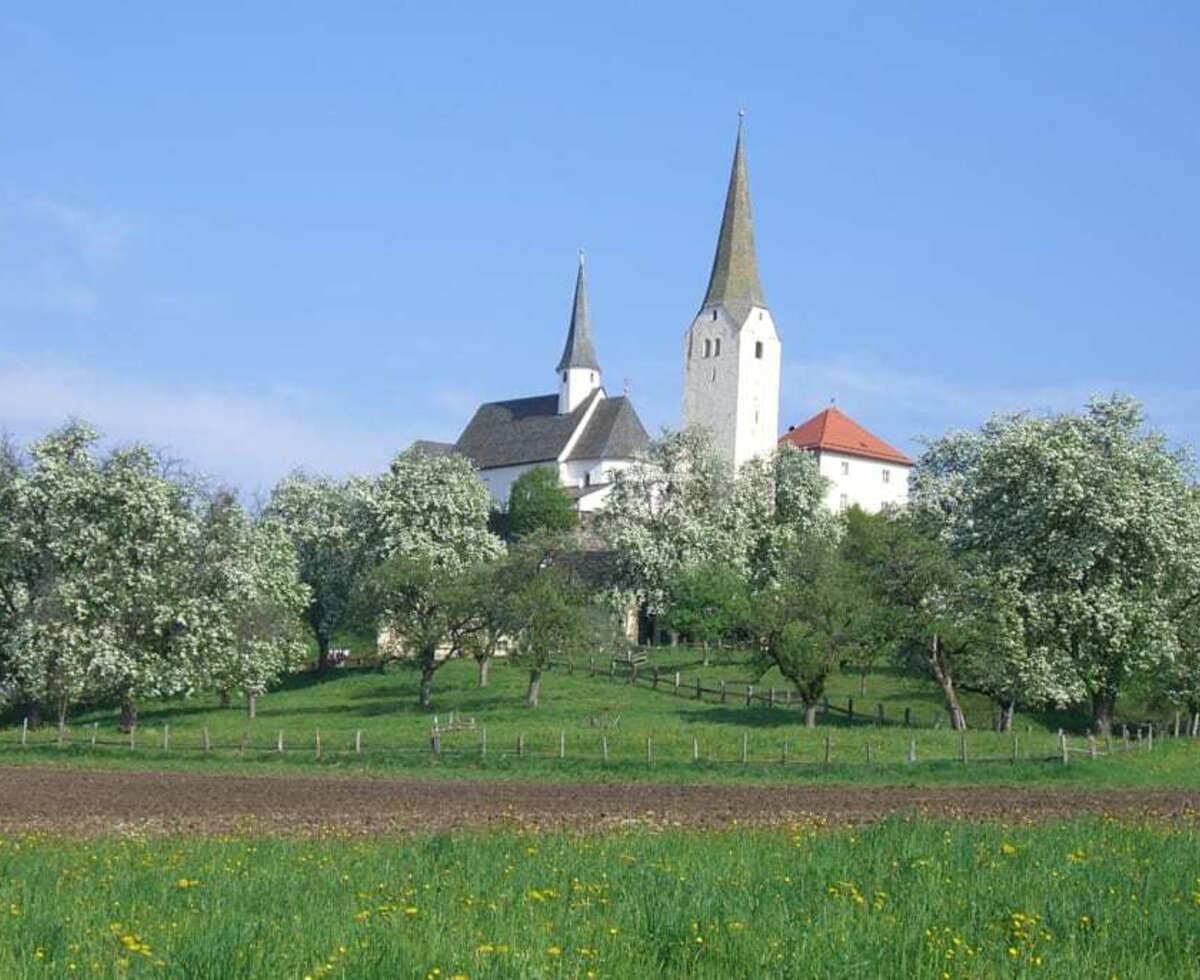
left=518, top=733, right=526, bottom=757
left=866, top=741, right=873, bottom=764
left=559, top=730, right=565, bottom=759
left=847, top=698, right=854, bottom=722
left=480, top=726, right=487, bottom=758
left=316, top=729, right=323, bottom=760
left=877, top=703, right=885, bottom=725
left=745, top=685, right=753, bottom=707
left=90, top=722, right=98, bottom=749
left=782, top=739, right=789, bottom=764
left=277, top=731, right=284, bottom=754
left=720, top=680, right=727, bottom=704
left=1136, top=727, right=1143, bottom=750
left=1012, top=734, right=1019, bottom=764
left=652, top=666, right=660, bottom=689
left=589, top=656, right=596, bottom=677
left=741, top=732, right=748, bottom=765
left=958, top=732, right=967, bottom=764
left=907, top=738, right=916, bottom=764
left=646, top=736, right=652, bottom=763
left=1174, top=711, right=1181, bottom=738
left=239, top=730, right=246, bottom=758
left=823, top=735, right=831, bottom=765
left=904, top=706, right=911, bottom=727
left=21, top=716, right=27, bottom=748
left=601, top=735, right=608, bottom=763
left=692, top=735, right=699, bottom=763
left=609, top=660, right=616, bottom=681
left=1060, top=731, right=1068, bottom=764
left=162, top=725, right=169, bottom=752
left=57, top=722, right=66, bottom=750
left=769, top=687, right=776, bottom=708
left=1088, top=733, right=1097, bottom=758
left=355, top=730, right=362, bottom=755
left=129, top=727, right=136, bottom=752
left=203, top=727, right=211, bottom=754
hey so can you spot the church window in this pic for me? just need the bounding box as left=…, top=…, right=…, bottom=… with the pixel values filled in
left=840, top=460, right=850, bottom=476
left=703, top=339, right=712, bottom=358
left=882, top=469, right=891, bottom=484
left=710, top=368, right=717, bottom=382
left=714, top=338, right=721, bottom=357
left=755, top=341, right=763, bottom=359
left=712, top=310, right=718, bottom=321
left=562, top=372, right=567, bottom=382
left=839, top=493, right=849, bottom=510
left=590, top=372, right=596, bottom=383
left=584, top=472, right=592, bottom=487
left=759, top=311, right=764, bottom=320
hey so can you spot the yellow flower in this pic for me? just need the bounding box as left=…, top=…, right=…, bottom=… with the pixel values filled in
left=1008, top=947, right=1020, bottom=958
left=1000, top=843, right=1018, bottom=857
left=547, top=946, right=562, bottom=957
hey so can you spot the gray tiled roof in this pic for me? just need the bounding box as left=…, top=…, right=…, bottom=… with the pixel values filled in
left=700, top=117, right=767, bottom=325
left=455, top=391, right=649, bottom=471
left=566, top=396, right=650, bottom=461
left=406, top=439, right=458, bottom=457
left=556, top=253, right=600, bottom=372
left=455, top=391, right=600, bottom=469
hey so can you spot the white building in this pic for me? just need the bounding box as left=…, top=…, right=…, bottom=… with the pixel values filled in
left=682, top=116, right=782, bottom=471
left=779, top=406, right=913, bottom=513
left=417, top=253, right=651, bottom=514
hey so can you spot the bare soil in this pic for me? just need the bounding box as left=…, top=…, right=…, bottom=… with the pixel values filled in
left=0, top=766, right=1196, bottom=836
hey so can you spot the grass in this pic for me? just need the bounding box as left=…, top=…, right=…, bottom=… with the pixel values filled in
left=1, top=653, right=1194, bottom=788
left=1, top=820, right=1198, bottom=978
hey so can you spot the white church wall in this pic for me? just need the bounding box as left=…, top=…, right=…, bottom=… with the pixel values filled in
left=682, top=305, right=781, bottom=471
left=477, top=462, right=541, bottom=506
left=817, top=451, right=910, bottom=514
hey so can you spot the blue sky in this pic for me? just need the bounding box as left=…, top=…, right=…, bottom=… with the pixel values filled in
left=2, top=2, right=1198, bottom=490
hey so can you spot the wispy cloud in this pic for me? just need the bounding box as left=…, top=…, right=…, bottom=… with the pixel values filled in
left=0, top=353, right=463, bottom=491
left=783, top=357, right=1200, bottom=453
left=0, top=191, right=136, bottom=313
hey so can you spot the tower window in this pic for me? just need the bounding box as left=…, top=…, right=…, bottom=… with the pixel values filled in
left=755, top=341, right=763, bottom=359
left=713, top=338, right=721, bottom=357
left=562, top=372, right=567, bottom=382
left=711, top=310, right=718, bottom=321
left=759, top=311, right=764, bottom=320
left=703, top=338, right=712, bottom=358
left=590, top=372, right=596, bottom=383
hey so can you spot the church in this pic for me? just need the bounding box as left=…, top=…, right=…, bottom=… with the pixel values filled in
left=417, top=119, right=911, bottom=514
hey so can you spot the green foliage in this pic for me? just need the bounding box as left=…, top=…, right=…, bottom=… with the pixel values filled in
left=662, top=562, right=750, bottom=650
left=505, top=466, right=577, bottom=540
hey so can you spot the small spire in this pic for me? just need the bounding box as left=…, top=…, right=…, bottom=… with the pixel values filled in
left=701, top=112, right=766, bottom=320
left=557, top=250, right=601, bottom=372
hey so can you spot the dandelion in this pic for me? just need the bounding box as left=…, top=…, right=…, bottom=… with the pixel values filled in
left=1001, top=843, right=1018, bottom=857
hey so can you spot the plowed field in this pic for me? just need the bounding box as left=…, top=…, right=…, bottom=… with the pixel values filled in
left=1, top=766, right=1197, bottom=835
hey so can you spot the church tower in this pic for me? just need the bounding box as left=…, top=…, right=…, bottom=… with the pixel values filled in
left=557, top=251, right=602, bottom=414
left=682, top=116, right=781, bottom=470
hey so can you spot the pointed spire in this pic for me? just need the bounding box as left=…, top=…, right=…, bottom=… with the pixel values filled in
left=557, top=249, right=601, bottom=372
left=701, top=112, right=766, bottom=320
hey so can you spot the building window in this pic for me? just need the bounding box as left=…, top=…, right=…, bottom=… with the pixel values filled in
left=710, top=368, right=717, bottom=382
left=703, top=338, right=712, bottom=358
left=839, top=493, right=849, bottom=510
left=713, top=338, right=721, bottom=357
left=590, top=372, right=596, bottom=383
left=584, top=472, right=591, bottom=487
left=758, top=311, right=764, bottom=320
left=755, top=341, right=763, bottom=359
left=711, top=310, right=718, bottom=321
left=561, top=372, right=567, bottom=382
left=840, top=460, right=850, bottom=476
left=882, top=469, right=890, bottom=484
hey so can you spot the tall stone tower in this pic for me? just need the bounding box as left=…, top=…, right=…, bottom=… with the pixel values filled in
left=682, top=116, right=781, bottom=470
left=557, top=251, right=602, bottom=414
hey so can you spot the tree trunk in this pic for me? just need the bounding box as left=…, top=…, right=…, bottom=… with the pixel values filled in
left=526, top=668, right=542, bottom=708
left=702, top=641, right=710, bottom=668
left=418, top=663, right=436, bottom=710
left=998, top=700, right=1015, bottom=733
left=219, top=690, right=231, bottom=709
left=928, top=634, right=967, bottom=731
left=247, top=694, right=257, bottom=718
left=1092, top=694, right=1116, bottom=736
left=477, top=656, right=491, bottom=688
left=316, top=633, right=331, bottom=673
left=804, top=702, right=818, bottom=729
left=858, top=667, right=868, bottom=697
left=23, top=701, right=42, bottom=730
left=56, top=693, right=69, bottom=729
left=118, top=694, right=138, bottom=734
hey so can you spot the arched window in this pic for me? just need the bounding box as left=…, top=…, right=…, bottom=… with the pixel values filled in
left=713, top=338, right=721, bottom=357
left=703, top=339, right=712, bottom=358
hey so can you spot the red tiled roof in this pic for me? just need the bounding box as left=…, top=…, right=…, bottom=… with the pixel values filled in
left=779, top=407, right=913, bottom=466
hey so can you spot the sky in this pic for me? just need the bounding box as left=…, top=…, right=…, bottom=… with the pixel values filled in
left=2, top=1, right=1199, bottom=491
